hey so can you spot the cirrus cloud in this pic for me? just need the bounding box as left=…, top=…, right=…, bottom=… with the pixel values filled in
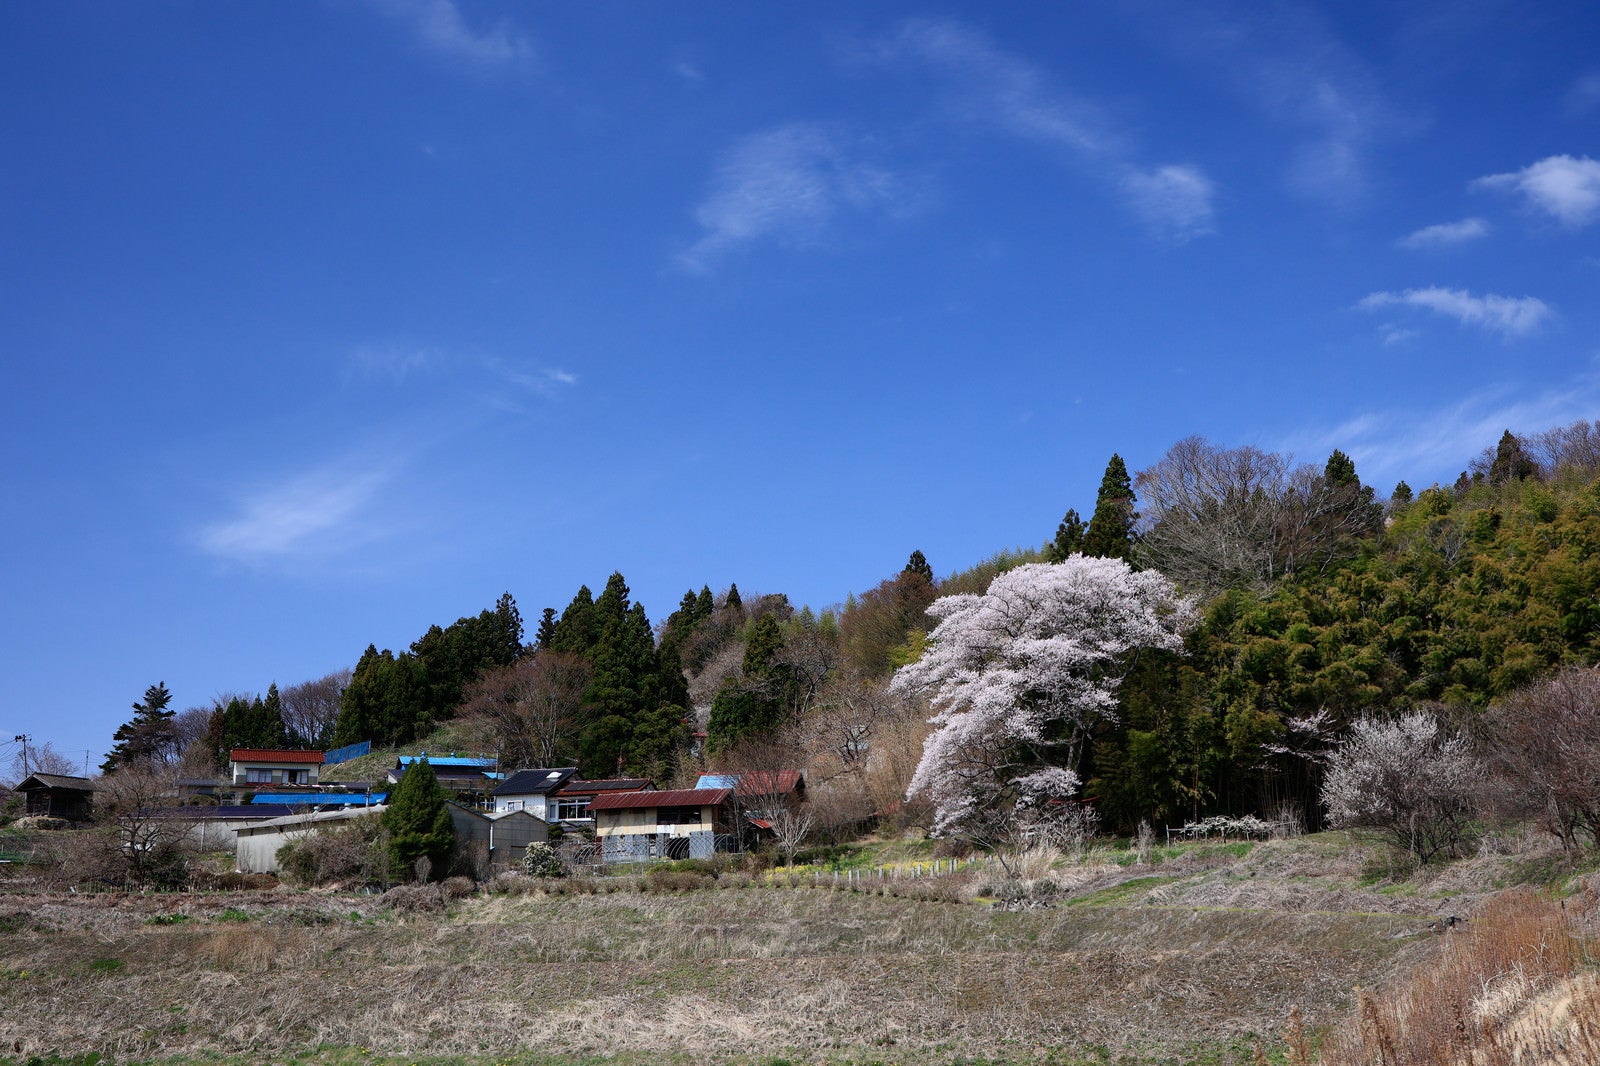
left=678, top=124, right=906, bottom=270
left=873, top=17, right=1215, bottom=241
left=1396, top=217, right=1488, bottom=249
left=1358, top=286, right=1552, bottom=337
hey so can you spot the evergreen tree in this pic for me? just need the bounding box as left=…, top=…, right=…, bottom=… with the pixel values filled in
left=218, top=687, right=290, bottom=758
left=1045, top=508, right=1086, bottom=562
left=534, top=607, right=559, bottom=648
left=628, top=703, right=691, bottom=783
left=549, top=585, right=597, bottom=655
left=695, top=585, right=715, bottom=620
left=101, top=682, right=177, bottom=773
left=724, top=583, right=742, bottom=612
left=1082, top=454, right=1137, bottom=560
left=262, top=683, right=289, bottom=747
left=332, top=645, right=429, bottom=747
left=381, top=758, right=455, bottom=881
left=1324, top=449, right=1359, bottom=487
left=1489, top=430, right=1538, bottom=484
left=706, top=613, right=795, bottom=752
left=904, top=550, right=934, bottom=582
left=1391, top=481, right=1414, bottom=506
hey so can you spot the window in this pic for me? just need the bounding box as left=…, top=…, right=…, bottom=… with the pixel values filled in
left=245, top=768, right=272, bottom=784
left=554, top=797, right=590, bottom=821
left=658, top=806, right=702, bottom=826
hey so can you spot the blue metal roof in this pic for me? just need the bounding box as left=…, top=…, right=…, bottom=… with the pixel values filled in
left=696, top=774, right=740, bottom=789
left=398, top=754, right=496, bottom=768
left=250, top=793, right=387, bottom=806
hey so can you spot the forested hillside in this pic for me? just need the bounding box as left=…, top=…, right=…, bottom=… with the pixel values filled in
left=94, top=419, right=1600, bottom=847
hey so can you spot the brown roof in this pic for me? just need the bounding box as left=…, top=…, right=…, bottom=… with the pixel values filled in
left=589, top=787, right=732, bottom=811
left=19, top=773, right=96, bottom=792
left=229, top=749, right=326, bottom=764
left=734, top=770, right=804, bottom=796
left=555, top=777, right=653, bottom=796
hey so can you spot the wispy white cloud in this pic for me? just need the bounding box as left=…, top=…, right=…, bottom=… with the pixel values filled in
left=1396, top=217, right=1488, bottom=249
left=1358, top=287, right=1552, bottom=337
left=196, top=457, right=399, bottom=565
left=1567, top=73, right=1600, bottom=117
left=348, top=345, right=576, bottom=402
left=1475, top=155, right=1600, bottom=228
left=351, top=344, right=436, bottom=381
left=1282, top=362, right=1600, bottom=486
left=672, top=61, right=704, bottom=83
left=1378, top=324, right=1418, bottom=346
left=484, top=358, right=578, bottom=395
left=873, top=18, right=1215, bottom=241
left=364, top=0, right=534, bottom=71
left=678, top=123, right=906, bottom=269
left=1133, top=2, right=1394, bottom=208
left=878, top=18, right=1120, bottom=156
left=1119, top=165, right=1216, bottom=241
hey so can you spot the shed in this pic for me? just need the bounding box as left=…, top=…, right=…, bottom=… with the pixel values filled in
left=15, top=773, right=96, bottom=822
left=446, top=802, right=548, bottom=873
left=234, top=805, right=385, bottom=874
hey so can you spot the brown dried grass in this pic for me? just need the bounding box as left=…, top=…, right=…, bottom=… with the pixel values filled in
left=1319, top=887, right=1600, bottom=1065
left=0, top=879, right=1420, bottom=1063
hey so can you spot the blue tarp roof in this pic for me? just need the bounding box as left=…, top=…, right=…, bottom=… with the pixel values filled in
left=249, top=793, right=387, bottom=806
left=398, top=755, right=495, bottom=768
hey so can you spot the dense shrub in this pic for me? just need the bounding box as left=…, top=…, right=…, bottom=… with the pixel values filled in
left=273, top=819, right=387, bottom=888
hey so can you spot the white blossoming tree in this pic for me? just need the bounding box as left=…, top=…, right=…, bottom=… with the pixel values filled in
left=892, top=556, right=1196, bottom=852
left=1320, top=710, right=1479, bottom=863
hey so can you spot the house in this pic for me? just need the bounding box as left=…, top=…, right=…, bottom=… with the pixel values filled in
left=696, top=770, right=807, bottom=823
left=589, top=787, right=735, bottom=862
left=490, top=767, right=578, bottom=818
left=233, top=805, right=383, bottom=874
left=228, top=748, right=325, bottom=788
left=547, top=777, right=654, bottom=824
left=15, top=773, right=96, bottom=821
left=386, top=755, right=498, bottom=804
left=446, top=802, right=549, bottom=874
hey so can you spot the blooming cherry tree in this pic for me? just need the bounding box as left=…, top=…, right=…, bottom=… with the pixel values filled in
left=892, top=556, right=1196, bottom=844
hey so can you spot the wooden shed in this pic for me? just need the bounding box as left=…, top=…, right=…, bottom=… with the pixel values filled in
left=16, top=773, right=96, bottom=822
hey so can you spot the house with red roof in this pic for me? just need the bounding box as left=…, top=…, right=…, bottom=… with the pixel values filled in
left=228, top=748, right=325, bottom=788
left=588, top=787, right=735, bottom=862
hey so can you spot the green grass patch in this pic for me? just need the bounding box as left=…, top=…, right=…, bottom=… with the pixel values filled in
left=214, top=908, right=252, bottom=923
left=1063, top=875, right=1182, bottom=907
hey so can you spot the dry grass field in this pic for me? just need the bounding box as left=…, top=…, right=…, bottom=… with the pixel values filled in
left=1, top=833, right=1596, bottom=1066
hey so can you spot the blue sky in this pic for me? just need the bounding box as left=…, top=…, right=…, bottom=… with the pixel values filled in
left=3, top=1, right=1598, bottom=772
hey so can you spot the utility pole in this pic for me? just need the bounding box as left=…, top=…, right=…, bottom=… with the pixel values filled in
left=13, top=735, right=29, bottom=778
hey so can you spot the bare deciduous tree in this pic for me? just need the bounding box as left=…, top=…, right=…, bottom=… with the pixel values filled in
left=7, top=740, right=75, bottom=783
left=281, top=669, right=352, bottom=747
left=794, top=675, right=895, bottom=783
left=712, top=734, right=813, bottom=865
left=458, top=650, right=590, bottom=769
left=1486, top=667, right=1600, bottom=850
left=1134, top=436, right=1380, bottom=597
left=52, top=767, right=193, bottom=888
